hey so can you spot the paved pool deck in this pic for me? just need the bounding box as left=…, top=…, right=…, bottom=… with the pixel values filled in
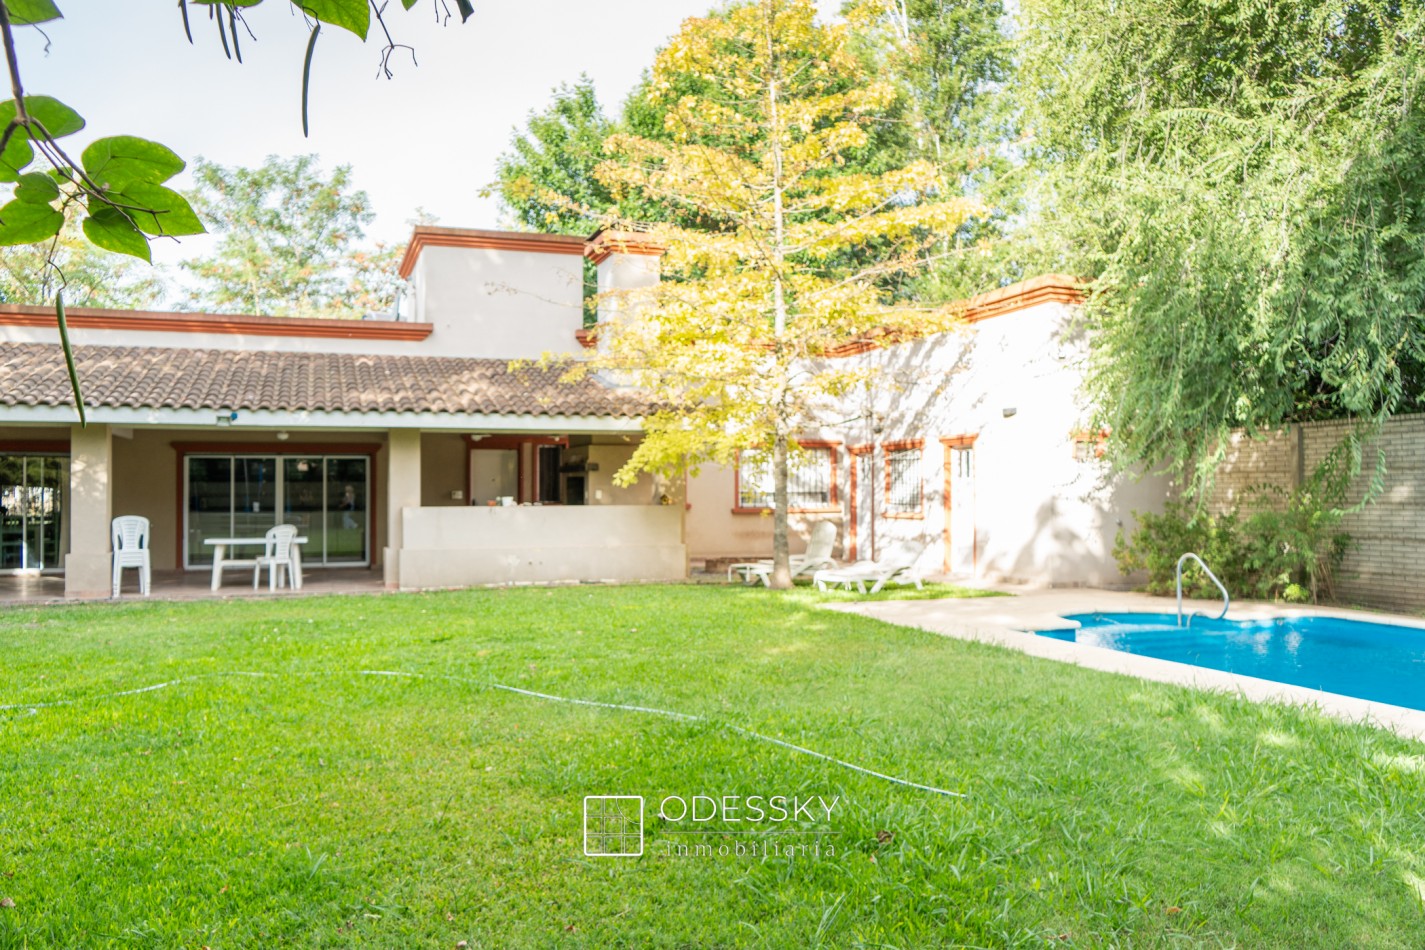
left=831, top=587, right=1425, bottom=743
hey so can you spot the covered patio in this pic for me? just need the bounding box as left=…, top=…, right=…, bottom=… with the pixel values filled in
left=0, top=342, right=689, bottom=599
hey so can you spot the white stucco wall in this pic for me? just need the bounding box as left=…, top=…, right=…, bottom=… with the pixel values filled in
left=839, top=304, right=1169, bottom=585
left=410, top=244, right=584, bottom=360
left=683, top=302, right=1171, bottom=586
left=398, top=505, right=686, bottom=588
left=685, top=461, right=830, bottom=560
left=1, top=245, right=587, bottom=361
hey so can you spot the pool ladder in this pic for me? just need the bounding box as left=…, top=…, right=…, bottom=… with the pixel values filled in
left=1176, top=553, right=1230, bottom=627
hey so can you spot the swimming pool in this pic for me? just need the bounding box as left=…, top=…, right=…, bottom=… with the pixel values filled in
left=1037, top=612, right=1425, bottom=712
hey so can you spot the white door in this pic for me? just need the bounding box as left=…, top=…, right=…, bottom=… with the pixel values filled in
left=944, top=443, right=976, bottom=575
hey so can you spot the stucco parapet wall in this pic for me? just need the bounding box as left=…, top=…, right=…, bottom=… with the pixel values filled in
left=0, top=304, right=432, bottom=341
left=573, top=272, right=1086, bottom=351
left=398, top=225, right=586, bottom=279
left=397, top=505, right=686, bottom=589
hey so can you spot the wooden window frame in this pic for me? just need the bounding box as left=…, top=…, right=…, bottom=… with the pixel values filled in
left=0, top=440, right=68, bottom=454
left=1070, top=427, right=1111, bottom=461
left=845, top=443, right=874, bottom=560
left=732, top=440, right=841, bottom=515
left=882, top=438, right=925, bottom=520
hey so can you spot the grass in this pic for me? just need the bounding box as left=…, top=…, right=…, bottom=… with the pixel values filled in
left=1, top=585, right=1424, bottom=948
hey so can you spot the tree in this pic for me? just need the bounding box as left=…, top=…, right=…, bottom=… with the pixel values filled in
left=0, top=0, right=472, bottom=414
left=0, top=212, right=163, bottom=309
left=1018, top=0, right=1425, bottom=499
left=183, top=154, right=392, bottom=318
left=848, top=0, right=1029, bottom=301
left=492, top=76, right=617, bottom=236
left=0, top=0, right=469, bottom=268
left=852, top=0, right=1011, bottom=169
left=591, top=0, right=978, bottom=588
left=495, top=2, right=1021, bottom=300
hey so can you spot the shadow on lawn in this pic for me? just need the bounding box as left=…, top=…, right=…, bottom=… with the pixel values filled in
left=727, top=580, right=1011, bottom=605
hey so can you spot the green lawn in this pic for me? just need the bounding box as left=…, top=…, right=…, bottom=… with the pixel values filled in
left=1, top=586, right=1424, bottom=948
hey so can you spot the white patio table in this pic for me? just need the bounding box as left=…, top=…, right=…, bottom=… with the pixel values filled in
left=203, top=536, right=307, bottom=591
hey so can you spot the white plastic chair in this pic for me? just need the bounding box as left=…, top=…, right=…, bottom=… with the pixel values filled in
left=111, top=515, right=151, bottom=598
left=254, top=524, right=298, bottom=591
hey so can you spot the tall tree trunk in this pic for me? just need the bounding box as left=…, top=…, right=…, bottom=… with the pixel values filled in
left=770, top=430, right=792, bottom=589
left=766, top=9, right=793, bottom=588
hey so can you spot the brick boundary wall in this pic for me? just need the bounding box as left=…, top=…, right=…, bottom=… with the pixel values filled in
left=1206, top=414, right=1425, bottom=613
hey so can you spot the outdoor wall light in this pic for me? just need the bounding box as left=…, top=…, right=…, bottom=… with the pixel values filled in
left=1002, top=407, right=1018, bottom=418
left=276, top=431, right=290, bottom=441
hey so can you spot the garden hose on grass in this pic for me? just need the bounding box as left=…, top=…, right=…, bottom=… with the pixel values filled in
left=0, top=668, right=966, bottom=799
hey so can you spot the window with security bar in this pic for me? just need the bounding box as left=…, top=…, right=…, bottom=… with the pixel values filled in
left=737, top=447, right=834, bottom=509
left=885, top=447, right=923, bottom=514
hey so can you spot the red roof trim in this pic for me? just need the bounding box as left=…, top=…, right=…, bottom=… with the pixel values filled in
left=0, top=305, right=433, bottom=341
left=585, top=230, right=667, bottom=265
left=824, top=274, right=1085, bottom=357
left=398, top=226, right=587, bottom=278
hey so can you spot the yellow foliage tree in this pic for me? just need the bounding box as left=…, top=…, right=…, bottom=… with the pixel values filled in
left=593, top=0, right=979, bottom=588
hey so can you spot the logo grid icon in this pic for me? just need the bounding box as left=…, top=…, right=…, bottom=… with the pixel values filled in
left=583, top=795, right=644, bottom=857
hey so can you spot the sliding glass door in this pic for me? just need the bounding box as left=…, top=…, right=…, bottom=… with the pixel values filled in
left=0, top=454, right=67, bottom=572
left=325, top=458, right=368, bottom=563
left=185, top=454, right=369, bottom=568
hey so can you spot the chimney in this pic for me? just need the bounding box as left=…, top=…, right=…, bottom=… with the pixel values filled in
left=585, top=229, right=664, bottom=356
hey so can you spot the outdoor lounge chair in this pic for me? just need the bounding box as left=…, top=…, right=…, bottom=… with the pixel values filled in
left=728, top=520, right=839, bottom=586
left=812, top=542, right=926, bottom=594
left=111, top=515, right=151, bottom=597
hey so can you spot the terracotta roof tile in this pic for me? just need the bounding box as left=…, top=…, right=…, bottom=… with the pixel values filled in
left=0, top=343, right=651, bottom=419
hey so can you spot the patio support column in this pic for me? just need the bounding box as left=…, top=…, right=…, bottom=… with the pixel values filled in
left=384, top=429, right=422, bottom=589
left=64, top=423, right=113, bottom=599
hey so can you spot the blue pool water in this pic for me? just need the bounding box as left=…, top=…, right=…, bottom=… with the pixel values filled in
left=1037, top=613, right=1425, bottom=712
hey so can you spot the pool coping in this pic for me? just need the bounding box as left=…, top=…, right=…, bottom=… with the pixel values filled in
left=828, top=588, right=1425, bottom=743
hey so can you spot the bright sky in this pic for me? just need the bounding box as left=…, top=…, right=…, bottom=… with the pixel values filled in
left=9, top=0, right=742, bottom=269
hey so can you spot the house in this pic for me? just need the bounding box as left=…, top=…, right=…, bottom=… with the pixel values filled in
left=0, top=225, right=1167, bottom=598
left=687, top=274, right=1170, bottom=586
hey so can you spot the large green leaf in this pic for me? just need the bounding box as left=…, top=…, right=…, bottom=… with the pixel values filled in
left=12, top=171, right=57, bottom=204
left=0, top=131, right=34, bottom=182
left=0, top=95, right=84, bottom=138
left=111, top=182, right=205, bottom=236
left=6, top=0, right=63, bottom=25
left=82, top=207, right=151, bottom=262
left=0, top=198, right=62, bottom=245
left=293, top=0, right=369, bottom=40
left=82, top=136, right=185, bottom=189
